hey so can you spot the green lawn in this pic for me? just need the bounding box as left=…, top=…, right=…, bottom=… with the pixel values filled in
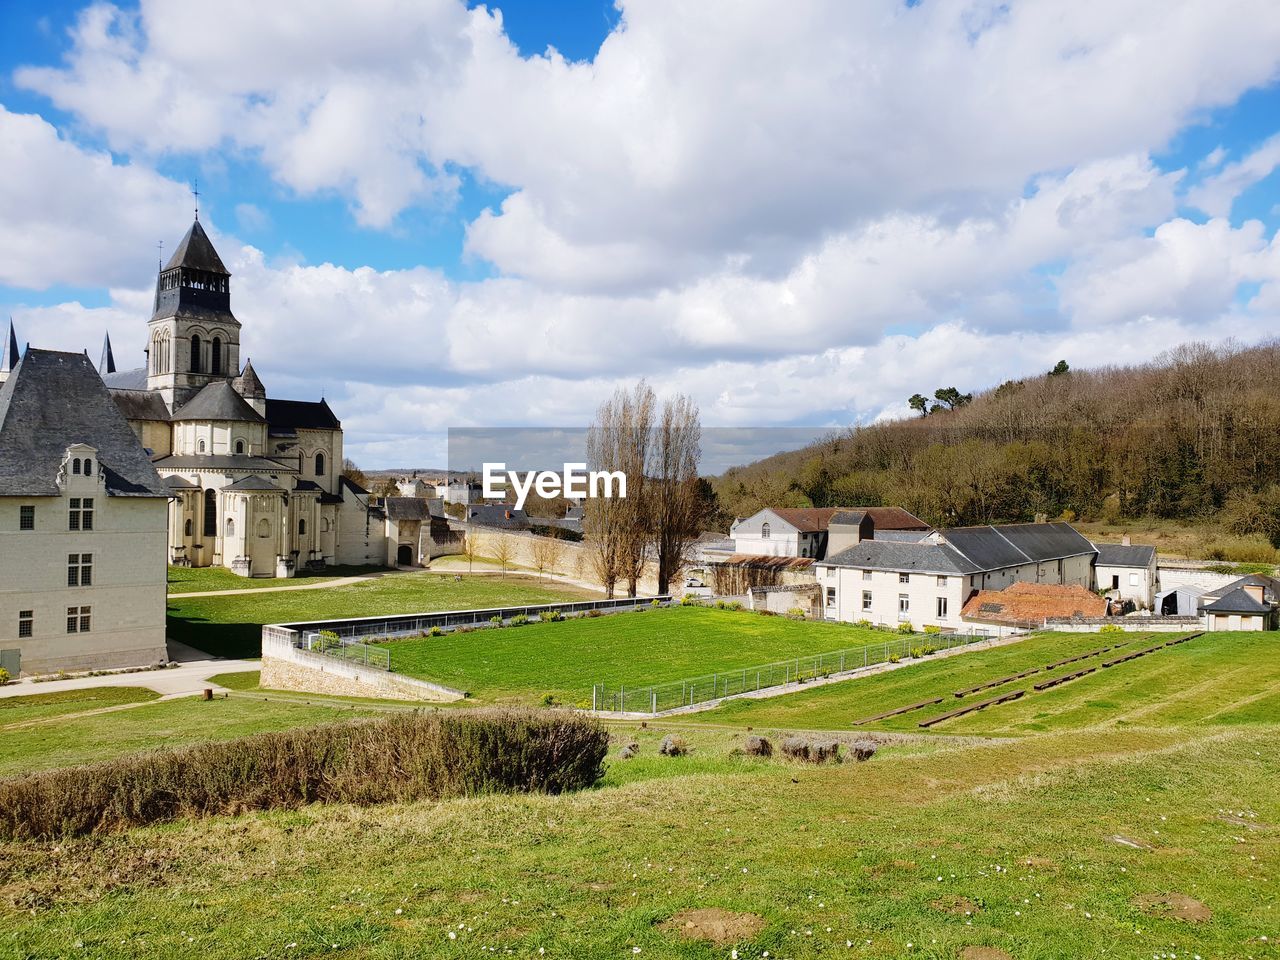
left=167, top=564, right=388, bottom=594
left=692, top=629, right=1280, bottom=736
left=167, top=571, right=600, bottom=659
left=378, top=606, right=893, bottom=706
left=0, top=694, right=387, bottom=778
left=0, top=687, right=159, bottom=727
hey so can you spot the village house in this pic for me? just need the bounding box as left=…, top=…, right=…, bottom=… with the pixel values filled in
left=1092, top=538, right=1158, bottom=608
left=1197, top=574, right=1280, bottom=631
left=0, top=349, right=169, bottom=675
left=815, top=518, right=1096, bottom=631
left=728, top=506, right=929, bottom=560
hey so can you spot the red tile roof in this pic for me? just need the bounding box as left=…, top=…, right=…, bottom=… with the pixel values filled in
left=961, top=582, right=1107, bottom=627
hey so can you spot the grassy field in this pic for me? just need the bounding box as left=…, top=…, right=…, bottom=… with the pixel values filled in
left=1074, top=518, right=1280, bottom=565
left=166, top=564, right=387, bottom=594
left=0, top=627, right=1277, bottom=956
left=379, top=606, right=892, bottom=706
left=0, top=692, right=387, bottom=778
left=691, top=629, right=1280, bottom=736
left=0, top=687, right=159, bottom=727
left=167, top=571, right=600, bottom=659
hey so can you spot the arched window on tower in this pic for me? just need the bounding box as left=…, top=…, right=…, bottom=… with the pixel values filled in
left=315, top=452, right=326, bottom=476
left=190, top=335, right=202, bottom=373
left=72, top=458, right=82, bottom=475
left=203, top=488, right=217, bottom=538
left=211, top=336, right=222, bottom=375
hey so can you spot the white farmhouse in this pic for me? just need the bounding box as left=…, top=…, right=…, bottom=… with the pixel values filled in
left=1092, top=539, right=1157, bottom=608
left=729, top=506, right=929, bottom=560
left=0, top=350, right=169, bottom=675
left=815, top=520, right=1096, bottom=631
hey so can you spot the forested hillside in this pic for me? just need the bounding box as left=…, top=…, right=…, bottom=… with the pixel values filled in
left=712, top=341, right=1280, bottom=553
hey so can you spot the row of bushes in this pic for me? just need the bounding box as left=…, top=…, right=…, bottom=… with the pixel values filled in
left=0, top=710, right=608, bottom=841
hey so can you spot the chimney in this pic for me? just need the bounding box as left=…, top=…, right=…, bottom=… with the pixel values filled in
left=1121, top=535, right=1131, bottom=546
left=826, top=512, right=873, bottom=558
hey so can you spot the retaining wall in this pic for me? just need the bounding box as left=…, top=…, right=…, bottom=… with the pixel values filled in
left=260, top=633, right=466, bottom=702
left=1044, top=616, right=1202, bottom=633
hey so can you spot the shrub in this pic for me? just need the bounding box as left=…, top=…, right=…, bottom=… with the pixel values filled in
left=510, top=614, right=531, bottom=627
left=490, top=615, right=503, bottom=626
left=854, top=619, right=872, bottom=628
left=318, top=630, right=339, bottom=641
left=586, top=609, right=603, bottom=618
left=650, top=599, right=661, bottom=607
left=923, top=624, right=942, bottom=635
left=0, top=668, right=9, bottom=685
left=787, top=606, right=808, bottom=619
left=725, top=600, right=744, bottom=611
left=910, top=647, right=924, bottom=658
left=618, top=741, right=639, bottom=760
left=780, top=737, right=810, bottom=761
left=540, top=692, right=561, bottom=707
left=888, top=654, right=901, bottom=664
left=743, top=735, right=772, bottom=757
left=897, top=620, right=913, bottom=634
left=680, top=594, right=699, bottom=606
left=658, top=735, right=687, bottom=757
left=1099, top=623, right=1125, bottom=634
left=541, top=610, right=564, bottom=623
left=849, top=740, right=877, bottom=762
left=0, top=710, right=608, bottom=841
left=714, top=600, right=727, bottom=609
left=429, top=626, right=444, bottom=637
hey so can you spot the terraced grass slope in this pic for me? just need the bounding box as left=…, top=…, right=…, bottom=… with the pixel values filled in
left=1, top=720, right=1275, bottom=959
left=694, top=630, right=1280, bottom=736
left=167, top=572, right=599, bottom=658
left=380, top=606, right=892, bottom=705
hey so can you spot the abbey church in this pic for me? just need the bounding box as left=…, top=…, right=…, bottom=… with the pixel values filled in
left=94, top=217, right=382, bottom=577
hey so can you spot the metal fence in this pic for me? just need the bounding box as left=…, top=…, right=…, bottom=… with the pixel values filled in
left=303, top=631, right=391, bottom=671
left=591, top=630, right=985, bottom=714
left=266, top=595, right=672, bottom=673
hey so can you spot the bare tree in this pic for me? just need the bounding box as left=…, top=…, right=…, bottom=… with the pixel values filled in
left=584, top=386, right=640, bottom=597
left=530, top=533, right=566, bottom=580
left=462, top=529, right=485, bottom=574
left=649, top=394, right=703, bottom=595
left=491, top=536, right=515, bottom=578
left=341, top=458, right=369, bottom=489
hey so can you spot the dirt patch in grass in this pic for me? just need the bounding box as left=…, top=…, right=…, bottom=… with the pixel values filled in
left=1109, top=834, right=1151, bottom=850
left=1218, top=813, right=1266, bottom=831
left=932, top=894, right=980, bottom=915
left=960, top=948, right=1013, bottom=960
left=660, top=908, right=765, bottom=946
left=1134, top=893, right=1212, bottom=922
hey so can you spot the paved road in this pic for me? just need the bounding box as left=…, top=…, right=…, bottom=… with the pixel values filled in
left=0, top=640, right=258, bottom=700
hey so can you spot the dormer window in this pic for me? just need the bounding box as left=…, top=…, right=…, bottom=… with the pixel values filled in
left=761, top=522, right=771, bottom=539
left=72, top=458, right=82, bottom=475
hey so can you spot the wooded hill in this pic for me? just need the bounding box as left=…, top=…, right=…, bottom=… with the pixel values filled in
left=711, top=340, right=1280, bottom=548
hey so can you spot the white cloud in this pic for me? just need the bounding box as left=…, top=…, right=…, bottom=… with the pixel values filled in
left=1187, top=133, right=1280, bottom=217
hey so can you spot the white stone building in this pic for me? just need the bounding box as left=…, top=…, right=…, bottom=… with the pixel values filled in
left=0, top=350, right=169, bottom=675
left=91, top=216, right=384, bottom=577
left=728, top=506, right=929, bottom=560
left=1092, top=539, right=1158, bottom=608
left=815, top=520, right=1096, bottom=631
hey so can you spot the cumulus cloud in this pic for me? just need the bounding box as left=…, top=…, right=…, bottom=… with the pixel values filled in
left=5, top=0, right=1280, bottom=467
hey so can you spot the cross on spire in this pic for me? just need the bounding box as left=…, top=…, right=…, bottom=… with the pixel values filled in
left=192, top=178, right=200, bottom=220
left=157, top=239, right=164, bottom=270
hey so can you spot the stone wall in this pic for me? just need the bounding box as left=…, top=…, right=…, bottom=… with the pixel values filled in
left=1043, top=616, right=1202, bottom=633
left=260, top=634, right=465, bottom=702
left=465, top=524, right=663, bottom=596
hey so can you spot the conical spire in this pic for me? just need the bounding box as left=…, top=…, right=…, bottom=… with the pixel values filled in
left=163, top=219, right=229, bottom=275
left=99, top=332, right=117, bottom=374
left=232, top=358, right=266, bottom=399
left=1, top=319, right=18, bottom=373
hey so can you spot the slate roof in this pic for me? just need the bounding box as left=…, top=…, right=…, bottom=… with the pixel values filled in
left=1, top=320, right=17, bottom=373
left=224, top=475, right=282, bottom=492
left=171, top=380, right=265, bottom=423
left=822, top=522, right=1095, bottom=574
left=110, top=389, right=170, bottom=422
left=384, top=497, right=435, bottom=521
left=1094, top=543, right=1157, bottom=568
left=164, top=219, right=230, bottom=275
left=1200, top=587, right=1273, bottom=615
left=0, top=349, right=167, bottom=498
left=823, top=539, right=979, bottom=576
left=467, top=504, right=531, bottom=528
left=164, top=475, right=200, bottom=490
left=233, top=359, right=266, bottom=398
left=99, top=333, right=116, bottom=374
left=265, top=398, right=340, bottom=431
left=152, top=454, right=294, bottom=473
left=101, top=367, right=149, bottom=390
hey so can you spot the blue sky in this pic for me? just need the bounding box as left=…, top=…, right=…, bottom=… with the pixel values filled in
left=2, top=1, right=1279, bottom=467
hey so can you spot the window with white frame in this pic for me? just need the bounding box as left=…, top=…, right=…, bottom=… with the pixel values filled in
left=862, top=591, right=872, bottom=611
left=898, top=572, right=910, bottom=584
left=68, top=497, right=94, bottom=531
left=67, top=553, right=92, bottom=587
left=936, top=575, right=947, bottom=587
left=862, top=569, right=872, bottom=581
left=66, top=605, right=91, bottom=634
left=761, top=522, right=771, bottom=539
left=826, top=587, right=836, bottom=608
left=1128, top=572, right=1139, bottom=587
left=936, top=596, right=948, bottom=619
left=898, top=594, right=910, bottom=616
